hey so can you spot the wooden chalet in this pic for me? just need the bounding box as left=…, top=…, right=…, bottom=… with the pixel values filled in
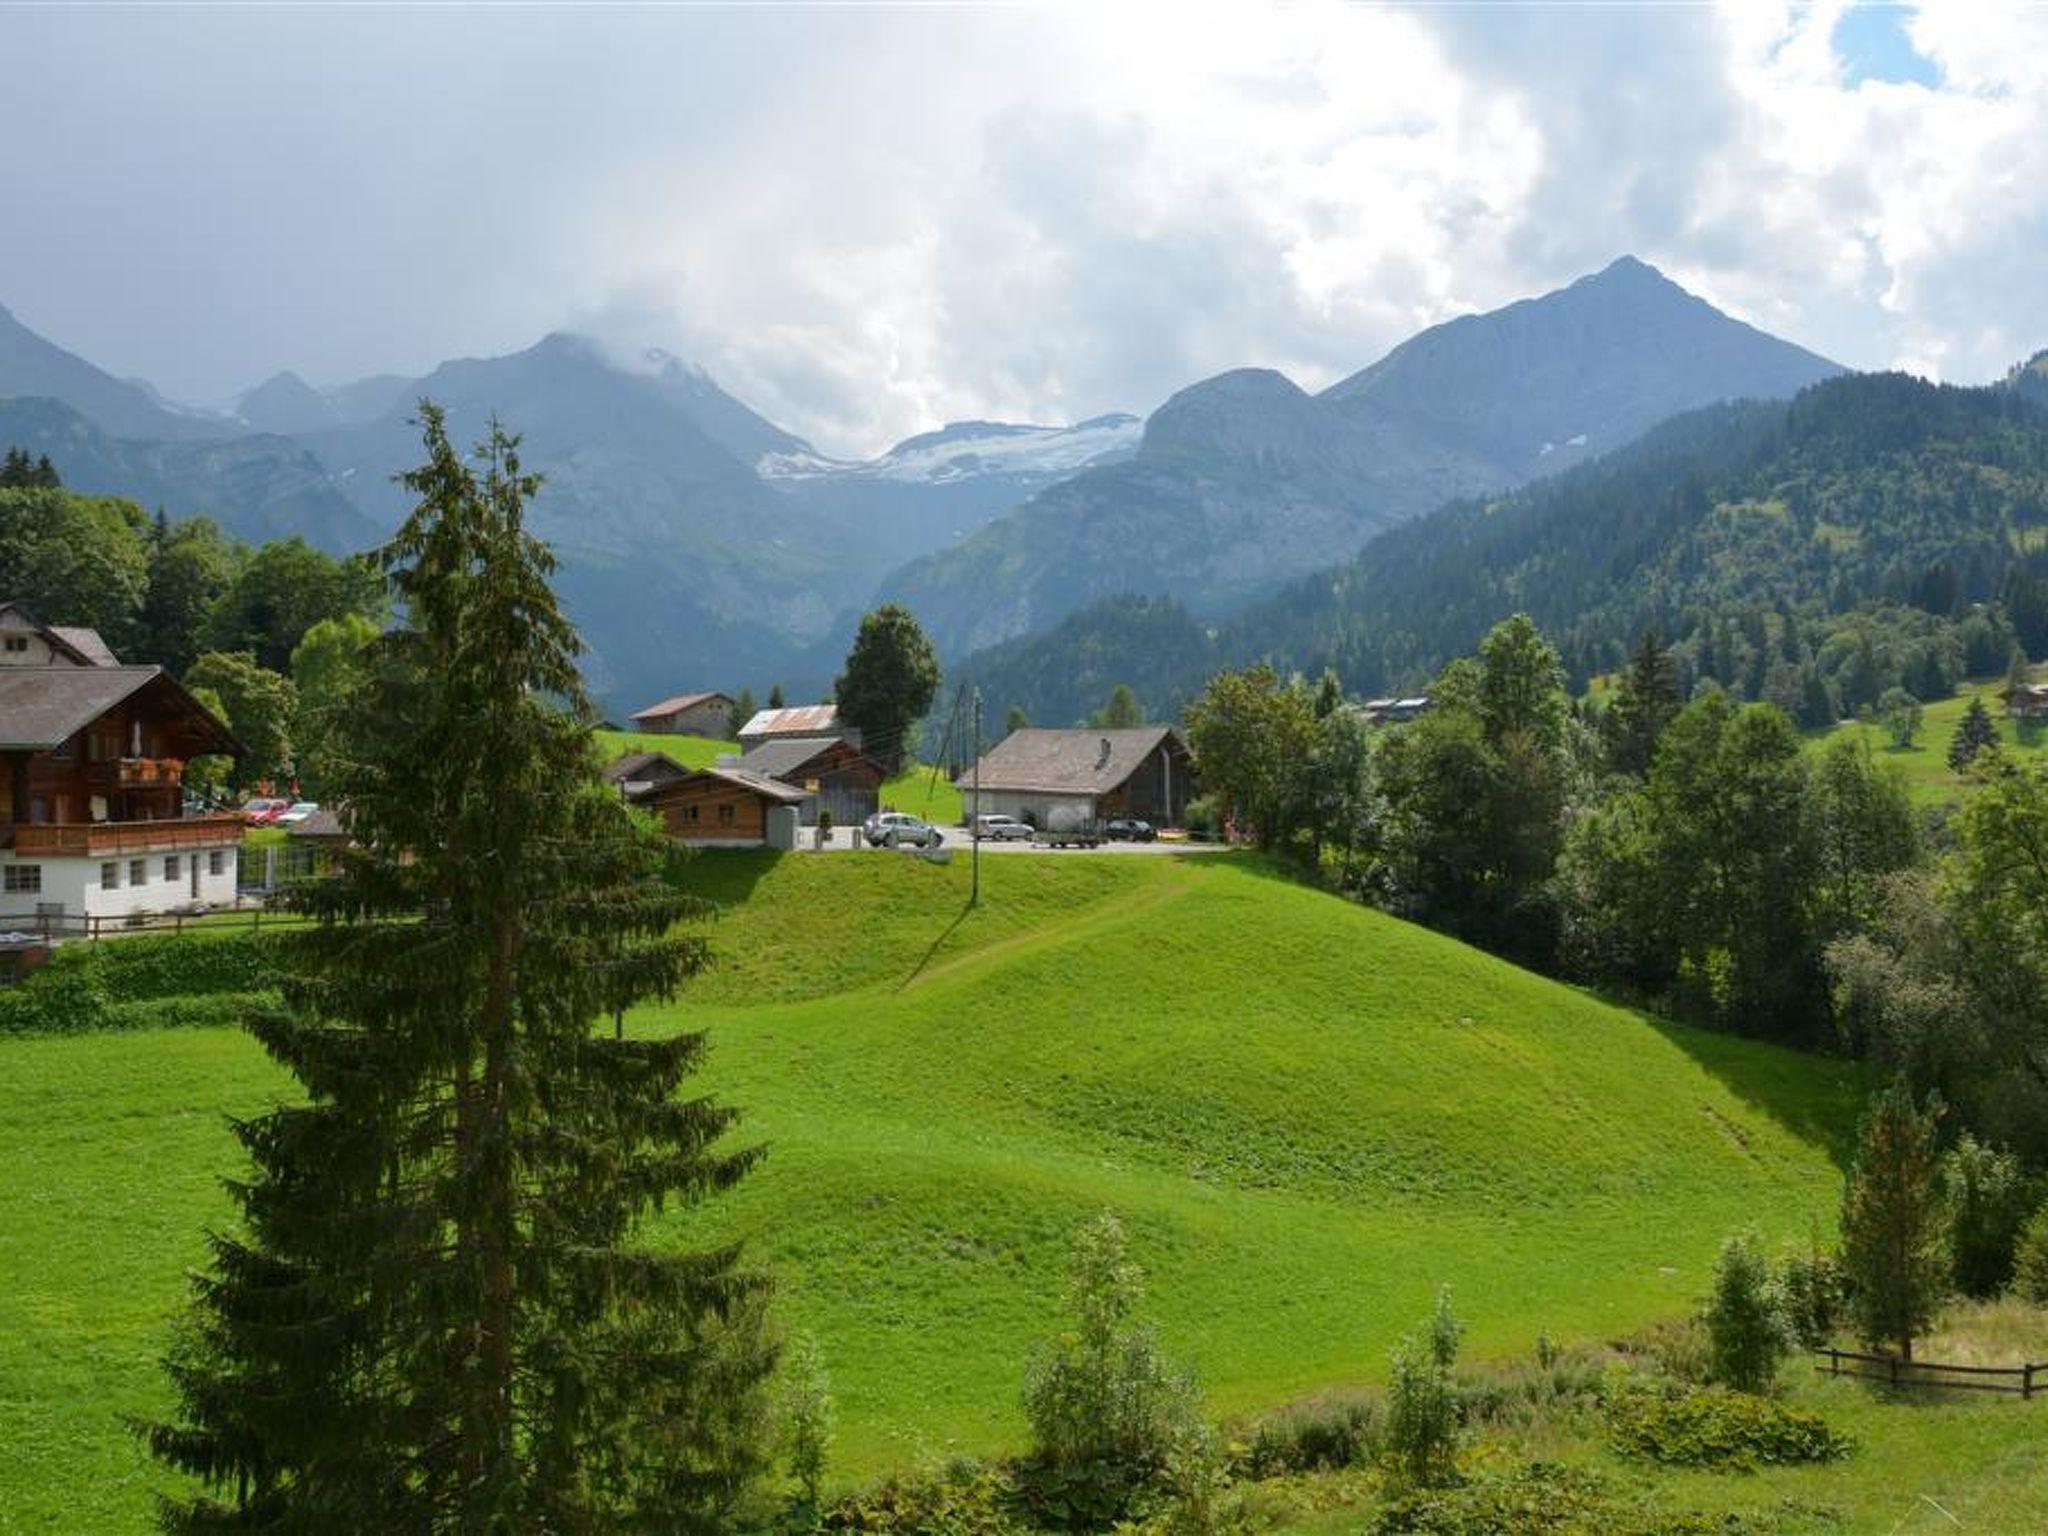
left=640, top=766, right=806, bottom=848
left=601, top=750, right=691, bottom=800
left=0, top=603, right=244, bottom=922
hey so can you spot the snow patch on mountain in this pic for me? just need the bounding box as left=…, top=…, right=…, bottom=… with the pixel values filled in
left=759, top=413, right=1141, bottom=485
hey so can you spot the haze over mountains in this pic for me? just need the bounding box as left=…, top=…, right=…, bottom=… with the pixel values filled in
left=0, top=258, right=1849, bottom=709
left=882, top=257, right=1844, bottom=657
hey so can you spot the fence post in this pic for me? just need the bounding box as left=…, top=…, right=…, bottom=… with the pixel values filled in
left=1889, top=1355, right=1900, bottom=1388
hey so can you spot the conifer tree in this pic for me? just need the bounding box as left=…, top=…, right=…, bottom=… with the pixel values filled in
left=1948, top=695, right=2000, bottom=771
left=1606, top=630, right=1679, bottom=776
left=149, top=403, right=774, bottom=1530
left=1840, top=1082, right=1948, bottom=1361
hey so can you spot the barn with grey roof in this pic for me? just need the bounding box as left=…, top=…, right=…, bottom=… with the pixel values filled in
left=954, top=726, right=1192, bottom=832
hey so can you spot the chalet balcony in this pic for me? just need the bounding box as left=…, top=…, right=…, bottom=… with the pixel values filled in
left=80, top=757, right=186, bottom=790
left=9, top=813, right=245, bottom=858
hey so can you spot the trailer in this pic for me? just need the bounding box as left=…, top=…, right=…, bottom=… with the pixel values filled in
left=1032, top=821, right=1103, bottom=849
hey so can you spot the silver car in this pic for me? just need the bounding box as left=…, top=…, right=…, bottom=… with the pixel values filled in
left=864, top=811, right=944, bottom=849
left=972, top=813, right=1034, bottom=842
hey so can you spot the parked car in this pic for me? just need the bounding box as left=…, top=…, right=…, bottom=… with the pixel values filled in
left=1104, top=817, right=1157, bottom=842
left=275, top=801, right=321, bottom=826
left=864, top=811, right=944, bottom=849
left=971, top=813, right=1034, bottom=842
left=241, top=797, right=290, bottom=825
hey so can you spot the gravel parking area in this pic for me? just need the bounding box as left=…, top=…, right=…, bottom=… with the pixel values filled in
left=794, top=828, right=1219, bottom=855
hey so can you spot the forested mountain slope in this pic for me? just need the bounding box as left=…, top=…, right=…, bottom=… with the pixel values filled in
left=959, top=370, right=2048, bottom=724
left=884, top=257, right=1843, bottom=658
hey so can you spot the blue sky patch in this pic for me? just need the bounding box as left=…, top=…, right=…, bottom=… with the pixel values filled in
left=1834, top=4, right=1941, bottom=88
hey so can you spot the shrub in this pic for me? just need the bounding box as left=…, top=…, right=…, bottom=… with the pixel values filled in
left=1234, top=1397, right=1378, bottom=1478
left=1383, top=1288, right=1462, bottom=1489
left=1704, top=1233, right=1789, bottom=1393
left=1364, top=1461, right=1760, bottom=1535
left=1608, top=1389, right=1853, bottom=1471
left=823, top=1461, right=1021, bottom=1534
left=1943, top=1134, right=2036, bottom=1298
left=1778, top=1240, right=1846, bottom=1350
left=0, top=931, right=280, bottom=1037
left=2013, top=1203, right=2048, bottom=1304
left=1182, top=796, right=1223, bottom=841
left=1019, top=1213, right=1201, bottom=1529
left=778, top=1331, right=837, bottom=1512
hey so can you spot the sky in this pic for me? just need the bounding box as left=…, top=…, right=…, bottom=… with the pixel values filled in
left=4, top=1, right=2047, bottom=459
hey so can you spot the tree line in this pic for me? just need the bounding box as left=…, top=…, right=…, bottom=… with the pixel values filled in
left=0, top=463, right=385, bottom=791
left=1185, top=616, right=2048, bottom=1172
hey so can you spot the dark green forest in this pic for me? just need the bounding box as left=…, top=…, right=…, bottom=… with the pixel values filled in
left=962, top=371, right=2048, bottom=727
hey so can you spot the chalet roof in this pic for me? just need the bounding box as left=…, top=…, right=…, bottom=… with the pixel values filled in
left=629, top=690, right=732, bottom=721
left=652, top=766, right=809, bottom=804
left=46, top=626, right=118, bottom=666
left=956, top=726, right=1187, bottom=796
left=0, top=665, right=241, bottom=754
left=601, top=750, right=687, bottom=784
left=0, top=600, right=118, bottom=667
left=735, top=736, right=869, bottom=781
left=738, top=704, right=842, bottom=738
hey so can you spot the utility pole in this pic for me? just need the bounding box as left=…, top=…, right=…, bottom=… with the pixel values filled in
left=970, top=687, right=982, bottom=906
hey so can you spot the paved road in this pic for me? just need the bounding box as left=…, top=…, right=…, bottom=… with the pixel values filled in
left=794, top=828, right=1219, bottom=855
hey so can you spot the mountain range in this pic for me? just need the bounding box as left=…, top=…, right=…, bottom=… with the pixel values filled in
left=1, top=258, right=1850, bottom=711
left=881, top=257, right=1844, bottom=657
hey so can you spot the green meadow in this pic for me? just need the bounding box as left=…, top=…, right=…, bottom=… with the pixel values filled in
left=1804, top=680, right=2048, bottom=807
left=0, top=851, right=1882, bottom=1528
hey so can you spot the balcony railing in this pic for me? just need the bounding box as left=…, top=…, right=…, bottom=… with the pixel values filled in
left=11, top=813, right=245, bottom=858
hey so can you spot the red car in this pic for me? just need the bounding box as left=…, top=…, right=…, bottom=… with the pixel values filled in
left=241, top=797, right=290, bottom=825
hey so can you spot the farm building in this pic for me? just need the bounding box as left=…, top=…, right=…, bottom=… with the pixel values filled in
left=628, top=690, right=735, bottom=737
left=737, top=703, right=860, bottom=752
left=601, top=750, right=691, bottom=800
left=1361, top=696, right=1432, bottom=725
left=955, top=726, right=1193, bottom=832
left=640, top=766, right=806, bottom=848
left=2001, top=682, right=2048, bottom=719
left=0, top=603, right=244, bottom=924
left=735, top=736, right=885, bottom=826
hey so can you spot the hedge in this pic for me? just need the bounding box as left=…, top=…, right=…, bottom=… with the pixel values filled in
left=0, top=932, right=282, bottom=1037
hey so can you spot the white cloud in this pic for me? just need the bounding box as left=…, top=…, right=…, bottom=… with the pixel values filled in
left=3, top=1, right=2047, bottom=456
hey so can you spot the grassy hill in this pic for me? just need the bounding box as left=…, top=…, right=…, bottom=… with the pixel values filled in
left=1805, top=680, right=2048, bottom=807
left=0, top=852, right=1864, bottom=1528
left=594, top=728, right=966, bottom=825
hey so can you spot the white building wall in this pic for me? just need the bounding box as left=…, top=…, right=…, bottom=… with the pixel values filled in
left=975, top=790, right=1097, bottom=832
left=0, top=843, right=240, bottom=922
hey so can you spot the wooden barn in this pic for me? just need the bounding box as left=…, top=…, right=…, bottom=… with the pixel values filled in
left=736, top=736, right=885, bottom=826
left=640, top=767, right=806, bottom=848
left=955, top=727, right=1193, bottom=832
left=628, top=690, right=735, bottom=738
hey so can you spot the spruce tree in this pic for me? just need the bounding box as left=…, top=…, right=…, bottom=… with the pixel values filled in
left=149, top=404, right=774, bottom=1530
left=1948, top=695, right=1999, bottom=771
left=1840, top=1082, right=1948, bottom=1361
left=1606, top=630, right=1679, bottom=776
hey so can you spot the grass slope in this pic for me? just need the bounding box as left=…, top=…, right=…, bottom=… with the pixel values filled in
left=1805, top=679, right=2048, bottom=807
left=0, top=853, right=1857, bottom=1528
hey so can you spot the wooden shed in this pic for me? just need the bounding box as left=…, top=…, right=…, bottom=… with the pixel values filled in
left=640, top=767, right=807, bottom=847
left=628, top=691, right=735, bottom=738
left=735, top=736, right=885, bottom=825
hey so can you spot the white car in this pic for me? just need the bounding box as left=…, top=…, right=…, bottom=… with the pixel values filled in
left=274, top=801, right=321, bottom=826
left=972, top=813, right=1034, bottom=842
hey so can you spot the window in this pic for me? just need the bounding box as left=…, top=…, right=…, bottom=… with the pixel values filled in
left=101, top=862, right=119, bottom=891
left=683, top=805, right=701, bottom=823
left=718, top=802, right=737, bottom=825
left=164, top=855, right=181, bottom=882
left=130, top=860, right=146, bottom=887
left=3, top=864, right=41, bottom=894
left=2, top=636, right=26, bottom=653
left=208, top=850, right=225, bottom=877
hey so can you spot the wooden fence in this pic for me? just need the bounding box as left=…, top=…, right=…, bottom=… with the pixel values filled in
left=24, top=905, right=308, bottom=943
left=1816, top=1347, right=2043, bottom=1397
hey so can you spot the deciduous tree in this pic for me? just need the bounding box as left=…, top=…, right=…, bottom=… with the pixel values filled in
left=835, top=604, right=940, bottom=773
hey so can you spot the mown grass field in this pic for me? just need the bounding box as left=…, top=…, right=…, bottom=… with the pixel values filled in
left=1805, top=680, right=2048, bottom=807
left=0, top=851, right=1881, bottom=1529
left=594, top=727, right=967, bottom=824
